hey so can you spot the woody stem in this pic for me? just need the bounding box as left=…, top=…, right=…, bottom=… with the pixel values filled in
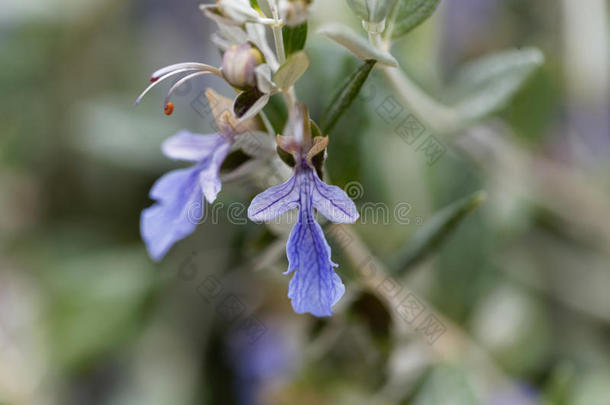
left=329, top=223, right=532, bottom=403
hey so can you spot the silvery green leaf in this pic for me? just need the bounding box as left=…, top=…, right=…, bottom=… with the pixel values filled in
left=347, top=0, right=397, bottom=23
left=318, top=24, right=398, bottom=67
left=450, top=47, right=544, bottom=125
left=272, top=51, right=310, bottom=90
left=321, top=60, right=376, bottom=134
left=391, top=191, right=486, bottom=274
left=390, top=0, right=440, bottom=39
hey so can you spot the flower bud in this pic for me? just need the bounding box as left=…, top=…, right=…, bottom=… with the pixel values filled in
left=221, top=43, right=265, bottom=89
left=346, top=0, right=397, bottom=23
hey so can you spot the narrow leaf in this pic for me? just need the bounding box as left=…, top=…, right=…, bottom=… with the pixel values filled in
left=318, top=24, right=398, bottom=67
left=391, top=191, right=486, bottom=273
left=320, top=60, right=376, bottom=134
left=283, top=22, right=308, bottom=57
left=391, top=0, right=440, bottom=39
left=273, top=51, right=310, bottom=90
left=451, top=47, right=544, bottom=125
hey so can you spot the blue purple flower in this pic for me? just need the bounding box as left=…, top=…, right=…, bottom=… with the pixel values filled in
left=141, top=89, right=263, bottom=261
left=248, top=105, right=359, bottom=316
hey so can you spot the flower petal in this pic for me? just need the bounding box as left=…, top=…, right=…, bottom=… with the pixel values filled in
left=199, top=139, right=232, bottom=203
left=310, top=170, right=359, bottom=223
left=248, top=174, right=299, bottom=222
left=162, top=131, right=226, bottom=162
left=286, top=208, right=345, bottom=317
left=141, top=167, right=204, bottom=261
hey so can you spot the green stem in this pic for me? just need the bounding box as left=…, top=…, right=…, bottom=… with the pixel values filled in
left=368, top=31, right=386, bottom=51
left=368, top=31, right=459, bottom=134
left=329, top=224, right=529, bottom=402
left=270, top=4, right=286, bottom=65
left=381, top=66, right=459, bottom=134
left=266, top=0, right=296, bottom=112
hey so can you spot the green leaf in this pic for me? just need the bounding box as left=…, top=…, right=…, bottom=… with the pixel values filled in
left=283, top=22, right=307, bottom=57
left=450, top=47, right=544, bottom=125
left=390, top=0, right=440, bottom=39
left=320, top=60, right=376, bottom=134
left=391, top=191, right=486, bottom=273
left=273, top=50, right=310, bottom=90
left=318, top=23, right=398, bottom=67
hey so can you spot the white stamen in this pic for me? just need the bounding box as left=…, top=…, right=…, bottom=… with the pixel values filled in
left=134, top=68, right=204, bottom=105
left=151, top=62, right=220, bottom=79
left=164, top=71, right=214, bottom=106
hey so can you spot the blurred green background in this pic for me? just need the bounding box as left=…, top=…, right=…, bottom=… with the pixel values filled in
left=1, top=0, right=610, bottom=404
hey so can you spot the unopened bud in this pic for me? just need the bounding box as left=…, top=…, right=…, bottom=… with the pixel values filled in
left=221, top=43, right=264, bottom=89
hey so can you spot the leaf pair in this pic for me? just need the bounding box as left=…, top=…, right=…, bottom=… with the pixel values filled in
left=345, top=0, right=439, bottom=38
left=318, top=24, right=398, bottom=67
left=319, top=45, right=544, bottom=133
left=344, top=0, right=440, bottom=39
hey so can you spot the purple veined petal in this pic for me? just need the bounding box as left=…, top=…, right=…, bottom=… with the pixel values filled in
left=141, top=166, right=204, bottom=261
left=198, top=139, right=232, bottom=203
left=247, top=174, right=300, bottom=222
left=285, top=201, right=345, bottom=317
left=309, top=168, right=359, bottom=223
left=162, top=131, right=227, bottom=162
